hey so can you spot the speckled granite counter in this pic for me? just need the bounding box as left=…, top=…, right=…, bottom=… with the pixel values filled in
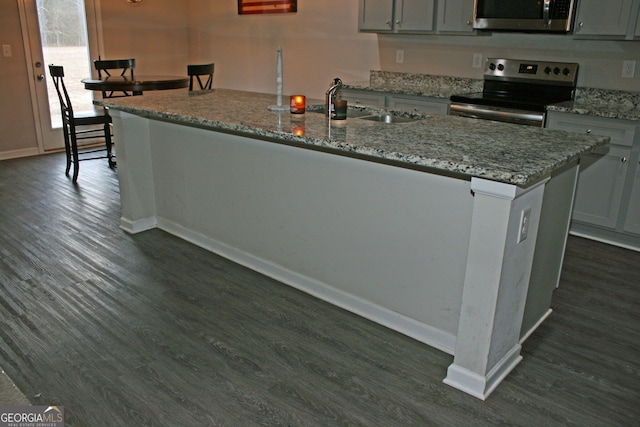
left=345, top=71, right=483, bottom=99
left=548, top=87, right=640, bottom=121
left=347, top=71, right=640, bottom=122
left=100, top=89, right=606, bottom=187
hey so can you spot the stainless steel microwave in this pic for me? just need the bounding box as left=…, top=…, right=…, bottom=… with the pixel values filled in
left=474, top=0, right=576, bottom=32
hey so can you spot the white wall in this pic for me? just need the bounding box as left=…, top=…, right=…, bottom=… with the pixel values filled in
left=98, top=0, right=189, bottom=75
left=378, top=33, right=640, bottom=91
left=0, top=1, right=39, bottom=158
left=186, top=1, right=381, bottom=99
left=185, top=2, right=640, bottom=95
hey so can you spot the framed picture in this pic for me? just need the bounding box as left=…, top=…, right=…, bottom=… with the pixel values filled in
left=238, top=0, right=297, bottom=15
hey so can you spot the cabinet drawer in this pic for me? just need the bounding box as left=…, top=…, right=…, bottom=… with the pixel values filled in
left=546, top=112, right=637, bottom=147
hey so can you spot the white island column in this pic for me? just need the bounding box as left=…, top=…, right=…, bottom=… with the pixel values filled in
left=111, top=111, right=158, bottom=233
left=444, top=177, right=548, bottom=400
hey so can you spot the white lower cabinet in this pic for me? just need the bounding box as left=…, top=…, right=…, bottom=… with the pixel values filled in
left=546, top=111, right=640, bottom=249
left=571, top=145, right=630, bottom=228
left=623, top=161, right=640, bottom=235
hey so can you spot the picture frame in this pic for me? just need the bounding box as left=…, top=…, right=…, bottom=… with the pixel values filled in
left=238, top=0, right=297, bottom=15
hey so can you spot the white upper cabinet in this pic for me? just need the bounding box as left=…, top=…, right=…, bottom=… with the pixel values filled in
left=396, top=0, right=435, bottom=32
left=574, top=0, right=637, bottom=39
left=437, top=0, right=475, bottom=33
left=359, top=0, right=395, bottom=32
left=359, top=0, right=435, bottom=33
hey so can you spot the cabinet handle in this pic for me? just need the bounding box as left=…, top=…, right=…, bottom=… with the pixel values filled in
left=578, top=22, right=584, bottom=28
left=466, top=20, right=471, bottom=26
left=621, top=157, right=627, bottom=163
left=386, top=20, right=391, bottom=27
left=586, top=129, right=592, bottom=134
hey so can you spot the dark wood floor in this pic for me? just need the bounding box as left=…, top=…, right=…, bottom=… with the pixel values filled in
left=0, top=153, right=638, bottom=426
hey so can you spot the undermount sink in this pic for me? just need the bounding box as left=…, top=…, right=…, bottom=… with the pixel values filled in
left=306, top=105, right=423, bottom=123
left=358, top=114, right=419, bottom=124
left=307, top=108, right=372, bottom=119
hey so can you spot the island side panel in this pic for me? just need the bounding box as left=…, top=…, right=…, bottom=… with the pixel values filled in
left=521, top=162, right=579, bottom=341
left=143, top=120, right=476, bottom=353
left=444, top=178, right=547, bottom=400
left=111, top=111, right=158, bottom=233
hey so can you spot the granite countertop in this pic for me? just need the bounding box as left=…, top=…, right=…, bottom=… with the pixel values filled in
left=548, top=88, right=640, bottom=121
left=346, top=71, right=640, bottom=121
left=99, top=89, right=607, bottom=187
left=344, top=71, right=484, bottom=99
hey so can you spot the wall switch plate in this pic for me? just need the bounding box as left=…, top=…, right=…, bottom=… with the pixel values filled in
left=517, top=207, right=531, bottom=244
left=2, top=45, right=12, bottom=58
left=622, top=60, right=636, bottom=78
left=472, top=53, right=483, bottom=69
left=396, top=49, right=404, bottom=64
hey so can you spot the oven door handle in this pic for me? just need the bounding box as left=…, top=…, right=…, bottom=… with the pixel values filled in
left=450, top=103, right=545, bottom=127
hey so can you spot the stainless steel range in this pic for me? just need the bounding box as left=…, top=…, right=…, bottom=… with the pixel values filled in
left=450, top=58, right=579, bottom=127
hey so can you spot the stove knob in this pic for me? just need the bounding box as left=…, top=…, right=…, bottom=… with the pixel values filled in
left=544, top=66, right=552, bottom=74
left=497, top=63, right=505, bottom=71
left=553, top=67, right=561, bottom=75
left=489, top=63, right=496, bottom=70
left=563, top=68, right=571, bottom=76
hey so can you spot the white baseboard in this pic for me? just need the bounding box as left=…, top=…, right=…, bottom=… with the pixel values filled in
left=156, top=216, right=457, bottom=355
left=520, top=308, right=553, bottom=344
left=443, top=344, right=523, bottom=400
left=569, top=230, right=640, bottom=252
left=120, top=216, right=157, bottom=234
left=0, top=148, right=40, bottom=161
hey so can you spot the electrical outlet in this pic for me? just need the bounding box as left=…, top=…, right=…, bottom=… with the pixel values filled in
left=396, top=50, right=404, bottom=64
left=2, top=45, right=11, bottom=58
left=517, top=208, right=531, bottom=244
left=472, top=53, right=483, bottom=69
left=622, top=60, right=636, bottom=78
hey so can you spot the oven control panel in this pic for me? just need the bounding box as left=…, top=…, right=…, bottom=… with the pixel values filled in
left=485, top=58, right=579, bottom=85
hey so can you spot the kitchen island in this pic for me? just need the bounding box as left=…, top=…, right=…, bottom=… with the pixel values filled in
left=100, top=89, right=607, bottom=399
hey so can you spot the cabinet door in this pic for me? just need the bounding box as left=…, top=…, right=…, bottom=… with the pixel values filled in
left=359, top=0, right=394, bottom=32
left=388, top=96, right=449, bottom=115
left=574, top=0, right=633, bottom=38
left=437, top=0, right=474, bottom=33
left=546, top=112, right=636, bottom=229
left=340, top=90, right=386, bottom=108
left=395, top=0, right=435, bottom=32
left=573, top=145, right=630, bottom=228
left=623, top=160, right=640, bottom=235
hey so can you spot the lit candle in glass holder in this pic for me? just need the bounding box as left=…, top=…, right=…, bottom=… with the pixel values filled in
left=290, top=95, right=306, bottom=114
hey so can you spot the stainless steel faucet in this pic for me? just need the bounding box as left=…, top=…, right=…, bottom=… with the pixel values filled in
left=326, top=77, right=343, bottom=117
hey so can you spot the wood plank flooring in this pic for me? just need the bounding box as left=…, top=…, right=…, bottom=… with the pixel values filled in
left=0, top=153, right=639, bottom=426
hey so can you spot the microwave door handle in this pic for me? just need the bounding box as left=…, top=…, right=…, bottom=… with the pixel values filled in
left=543, top=0, right=551, bottom=26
